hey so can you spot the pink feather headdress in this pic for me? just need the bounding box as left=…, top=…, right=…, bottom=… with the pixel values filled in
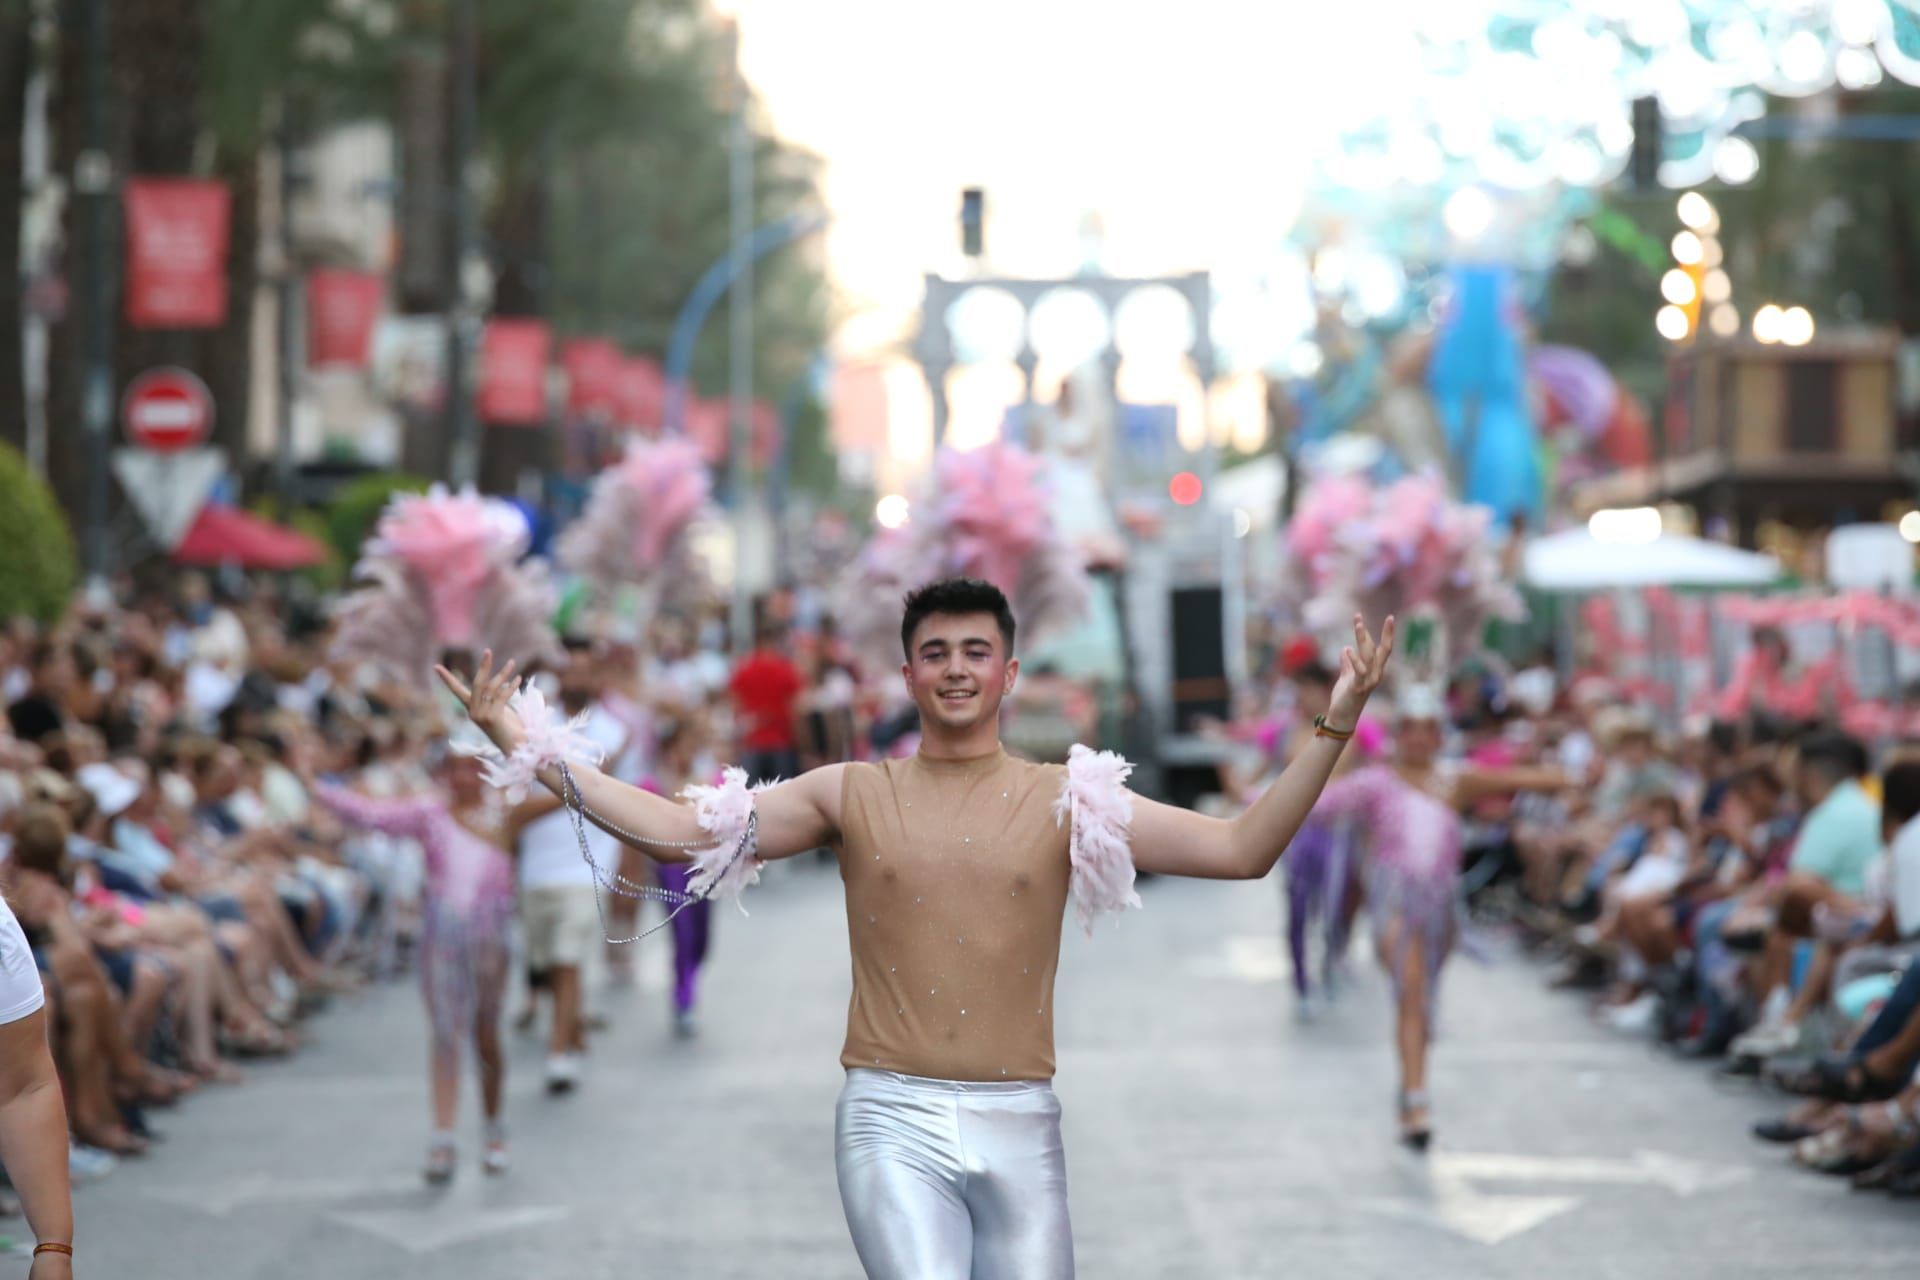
left=835, top=442, right=1092, bottom=670
left=331, top=485, right=562, bottom=680
left=556, top=439, right=714, bottom=602
left=1279, top=469, right=1522, bottom=670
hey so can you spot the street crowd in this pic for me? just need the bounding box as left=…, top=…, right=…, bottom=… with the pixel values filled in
left=1231, top=622, right=1920, bottom=1199
left=8, top=566, right=1920, bottom=1222
left=0, top=571, right=878, bottom=1198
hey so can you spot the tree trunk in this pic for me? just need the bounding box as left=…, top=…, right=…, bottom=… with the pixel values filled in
left=202, top=145, right=258, bottom=470
left=112, top=0, right=207, bottom=427
left=0, top=6, right=28, bottom=456
left=44, top=0, right=93, bottom=533
left=393, top=38, right=448, bottom=316
left=107, top=0, right=263, bottom=495
left=478, top=157, right=550, bottom=496
left=392, top=35, right=449, bottom=482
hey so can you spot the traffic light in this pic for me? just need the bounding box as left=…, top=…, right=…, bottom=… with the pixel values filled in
left=960, top=188, right=984, bottom=259
left=1629, top=96, right=1662, bottom=190
left=1169, top=471, right=1202, bottom=506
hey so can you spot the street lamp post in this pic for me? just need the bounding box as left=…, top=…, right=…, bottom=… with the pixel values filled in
left=445, top=0, right=481, bottom=491
left=728, top=47, right=755, bottom=652
left=77, top=0, right=113, bottom=583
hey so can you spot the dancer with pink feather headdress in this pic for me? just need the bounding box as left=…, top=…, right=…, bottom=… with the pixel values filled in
left=331, top=484, right=564, bottom=684
left=322, top=485, right=567, bottom=1181
left=555, top=438, right=720, bottom=1008
left=1280, top=470, right=1574, bottom=1149
left=437, top=558, right=1395, bottom=1277
left=557, top=437, right=716, bottom=623
left=833, top=443, right=1093, bottom=676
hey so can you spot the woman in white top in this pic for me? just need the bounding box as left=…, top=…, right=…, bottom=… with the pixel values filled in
left=0, top=890, right=75, bottom=1276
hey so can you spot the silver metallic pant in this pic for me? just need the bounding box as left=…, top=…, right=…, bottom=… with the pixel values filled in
left=836, top=1069, right=1074, bottom=1280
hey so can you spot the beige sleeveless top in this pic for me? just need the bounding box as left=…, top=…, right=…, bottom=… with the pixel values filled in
left=836, top=748, right=1071, bottom=1081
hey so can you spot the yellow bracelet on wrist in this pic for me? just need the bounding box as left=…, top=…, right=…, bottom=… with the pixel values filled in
left=1313, top=715, right=1356, bottom=742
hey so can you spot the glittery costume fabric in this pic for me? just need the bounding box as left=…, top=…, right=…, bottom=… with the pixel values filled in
left=315, top=784, right=514, bottom=1044
left=836, top=749, right=1073, bottom=1083
left=1311, top=764, right=1461, bottom=1012
left=1283, top=817, right=1357, bottom=999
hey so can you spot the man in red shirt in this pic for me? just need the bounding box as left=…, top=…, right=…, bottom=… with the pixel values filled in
left=730, top=622, right=805, bottom=784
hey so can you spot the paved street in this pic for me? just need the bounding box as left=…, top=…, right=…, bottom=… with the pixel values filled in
left=58, top=861, right=1920, bottom=1279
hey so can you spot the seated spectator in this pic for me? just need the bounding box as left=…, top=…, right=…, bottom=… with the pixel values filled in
left=7, top=642, right=77, bottom=747
left=7, top=804, right=163, bottom=1156
left=1730, top=732, right=1879, bottom=1060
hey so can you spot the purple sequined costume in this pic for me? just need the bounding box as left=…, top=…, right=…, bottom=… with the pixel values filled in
left=1311, top=765, right=1461, bottom=1013
left=641, top=778, right=712, bottom=1014
left=1283, top=818, right=1357, bottom=999
left=316, top=784, right=516, bottom=1045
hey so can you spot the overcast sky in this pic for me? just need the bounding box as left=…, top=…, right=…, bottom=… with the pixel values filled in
left=716, top=0, right=1436, bottom=360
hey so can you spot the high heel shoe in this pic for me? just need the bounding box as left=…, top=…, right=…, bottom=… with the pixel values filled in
left=423, top=1138, right=457, bottom=1187
left=1398, top=1089, right=1433, bottom=1154
left=481, top=1122, right=509, bottom=1177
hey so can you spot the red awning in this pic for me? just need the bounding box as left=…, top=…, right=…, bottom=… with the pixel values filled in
left=171, top=504, right=326, bottom=571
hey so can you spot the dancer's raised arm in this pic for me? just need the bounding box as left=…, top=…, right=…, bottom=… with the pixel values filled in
left=1130, top=615, right=1395, bottom=881
left=436, top=651, right=843, bottom=865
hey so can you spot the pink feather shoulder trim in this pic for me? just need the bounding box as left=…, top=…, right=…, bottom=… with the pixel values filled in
left=1053, top=744, right=1142, bottom=935
left=455, top=682, right=606, bottom=798
left=681, top=767, right=765, bottom=913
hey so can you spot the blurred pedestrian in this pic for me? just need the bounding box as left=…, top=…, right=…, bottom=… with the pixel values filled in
left=729, top=621, right=804, bottom=785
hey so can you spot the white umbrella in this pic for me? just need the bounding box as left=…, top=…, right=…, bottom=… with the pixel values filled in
left=1522, top=529, right=1784, bottom=592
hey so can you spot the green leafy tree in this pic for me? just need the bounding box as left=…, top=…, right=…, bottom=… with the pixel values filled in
left=0, top=441, right=77, bottom=622
left=324, top=471, right=431, bottom=565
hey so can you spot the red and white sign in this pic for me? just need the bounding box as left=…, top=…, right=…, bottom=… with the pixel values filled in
left=307, top=269, right=385, bottom=368
left=613, top=357, right=665, bottom=432
left=122, top=367, right=214, bottom=453
left=112, top=448, right=226, bottom=550
left=124, top=178, right=231, bottom=329
left=562, top=339, right=621, bottom=418
left=477, top=318, right=552, bottom=426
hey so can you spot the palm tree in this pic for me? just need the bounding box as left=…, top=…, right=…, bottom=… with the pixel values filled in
left=0, top=0, right=29, bottom=458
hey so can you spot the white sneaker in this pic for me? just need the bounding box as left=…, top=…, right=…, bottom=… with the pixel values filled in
left=1601, top=992, right=1660, bottom=1035
left=544, top=1052, right=581, bottom=1095
left=1730, top=1020, right=1801, bottom=1059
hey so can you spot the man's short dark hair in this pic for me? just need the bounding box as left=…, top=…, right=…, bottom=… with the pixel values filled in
left=900, top=578, right=1016, bottom=659
left=1883, top=761, right=1920, bottom=831
left=1293, top=659, right=1335, bottom=689
left=1798, top=730, right=1870, bottom=785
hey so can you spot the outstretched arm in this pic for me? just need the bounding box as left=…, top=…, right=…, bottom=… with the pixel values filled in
left=312, top=781, right=439, bottom=839
left=1132, top=615, right=1394, bottom=881
left=1452, top=764, right=1574, bottom=808
left=437, top=652, right=844, bottom=861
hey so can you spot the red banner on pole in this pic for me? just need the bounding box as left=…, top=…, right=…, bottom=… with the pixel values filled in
left=613, top=357, right=665, bottom=433
left=306, top=270, right=385, bottom=368
left=124, top=178, right=232, bottom=329
left=562, top=339, right=621, bottom=418
left=477, top=318, right=552, bottom=426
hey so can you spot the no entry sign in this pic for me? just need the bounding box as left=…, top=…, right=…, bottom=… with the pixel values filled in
left=122, top=367, right=214, bottom=452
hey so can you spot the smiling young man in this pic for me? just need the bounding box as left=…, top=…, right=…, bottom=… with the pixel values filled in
left=439, top=576, right=1393, bottom=1280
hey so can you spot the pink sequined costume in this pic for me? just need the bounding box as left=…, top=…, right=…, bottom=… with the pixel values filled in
left=1310, top=764, right=1461, bottom=1011
left=316, top=783, right=516, bottom=1045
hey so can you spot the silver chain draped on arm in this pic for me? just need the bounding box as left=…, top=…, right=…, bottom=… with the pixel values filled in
left=556, top=762, right=759, bottom=944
